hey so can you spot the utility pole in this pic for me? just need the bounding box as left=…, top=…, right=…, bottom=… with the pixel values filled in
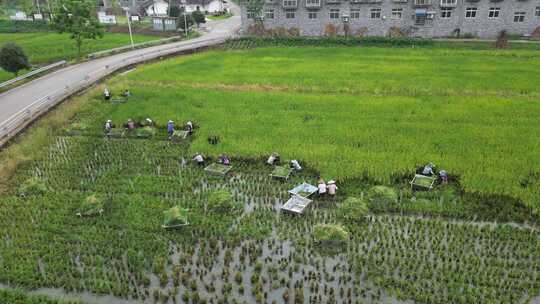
left=179, top=1, right=188, bottom=37
left=46, top=0, right=53, bottom=20
left=124, top=7, right=135, bottom=49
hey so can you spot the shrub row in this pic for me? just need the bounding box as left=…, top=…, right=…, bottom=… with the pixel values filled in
left=223, top=36, right=434, bottom=49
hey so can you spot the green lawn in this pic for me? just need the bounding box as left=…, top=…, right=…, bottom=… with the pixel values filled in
left=98, top=46, right=540, bottom=210
left=207, top=12, right=233, bottom=20
left=0, top=32, right=159, bottom=82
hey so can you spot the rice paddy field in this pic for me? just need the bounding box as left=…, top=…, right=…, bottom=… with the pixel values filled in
left=0, top=42, right=539, bottom=303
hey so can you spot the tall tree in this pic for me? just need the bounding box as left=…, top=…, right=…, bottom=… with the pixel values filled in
left=52, top=0, right=104, bottom=59
left=191, top=10, right=205, bottom=26
left=178, top=13, right=194, bottom=33
left=246, top=0, right=263, bottom=21
left=0, top=42, right=31, bottom=76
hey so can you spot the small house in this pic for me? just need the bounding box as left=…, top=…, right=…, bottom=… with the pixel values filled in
left=10, top=11, right=29, bottom=21
left=97, top=11, right=117, bottom=24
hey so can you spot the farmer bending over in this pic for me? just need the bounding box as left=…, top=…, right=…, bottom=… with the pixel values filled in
left=219, top=154, right=231, bottom=166
left=104, top=120, right=113, bottom=135
left=267, top=153, right=280, bottom=166
left=126, top=119, right=135, bottom=131
left=193, top=153, right=205, bottom=167
left=439, top=170, right=448, bottom=184
left=186, top=121, right=194, bottom=134
left=167, top=120, right=174, bottom=139
left=422, top=162, right=436, bottom=176
left=145, top=118, right=154, bottom=126
left=290, top=159, right=302, bottom=171
left=103, top=88, right=111, bottom=100
left=121, top=89, right=131, bottom=98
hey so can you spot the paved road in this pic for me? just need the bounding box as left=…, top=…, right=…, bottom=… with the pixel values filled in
left=0, top=5, right=240, bottom=145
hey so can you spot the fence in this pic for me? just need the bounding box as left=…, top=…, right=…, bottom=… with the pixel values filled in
left=86, top=36, right=184, bottom=60
left=0, top=36, right=228, bottom=147
left=0, top=61, right=67, bottom=90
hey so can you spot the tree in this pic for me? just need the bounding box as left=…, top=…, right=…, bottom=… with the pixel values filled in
left=191, top=10, right=205, bottom=26
left=246, top=0, right=263, bottom=21
left=494, top=30, right=509, bottom=49
left=177, top=13, right=194, bottom=32
left=20, top=0, right=35, bottom=15
left=169, top=5, right=180, bottom=17
left=52, top=0, right=104, bottom=59
left=0, top=42, right=31, bottom=76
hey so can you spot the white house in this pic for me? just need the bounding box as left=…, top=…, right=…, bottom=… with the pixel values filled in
left=145, top=0, right=169, bottom=16
left=97, top=11, right=117, bottom=24
left=10, top=11, right=29, bottom=21
left=184, top=0, right=226, bottom=14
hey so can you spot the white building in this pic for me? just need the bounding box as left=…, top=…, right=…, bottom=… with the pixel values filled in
left=146, top=0, right=170, bottom=15
left=184, top=0, right=227, bottom=14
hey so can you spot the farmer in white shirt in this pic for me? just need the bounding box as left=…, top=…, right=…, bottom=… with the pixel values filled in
left=103, top=88, right=111, bottom=100
left=193, top=153, right=205, bottom=167
left=104, top=120, right=113, bottom=135
left=186, top=121, right=194, bottom=134
left=422, top=163, right=436, bottom=176
left=327, top=180, right=338, bottom=198
left=290, top=159, right=302, bottom=171
left=318, top=179, right=327, bottom=197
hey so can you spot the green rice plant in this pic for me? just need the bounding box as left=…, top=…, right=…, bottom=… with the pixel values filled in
left=338, top=197, right=369, bottom=223
left=18, top=177, right=47, bottom=197
left=206, top=188, right=240, bottom=213
left=76, top=194, right=104, bottom=217
left=313, top=224, right=349, bottom=244
left=366, top=186, right=398, bottom=205
left=134, top=126, right=157, bottom=138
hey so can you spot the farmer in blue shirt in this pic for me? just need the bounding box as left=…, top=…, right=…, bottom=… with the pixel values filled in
left=167, top=120, right=174, bottom=139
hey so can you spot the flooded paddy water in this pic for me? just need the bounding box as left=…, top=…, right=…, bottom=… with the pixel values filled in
left=0, top=135, right=538, bottom=304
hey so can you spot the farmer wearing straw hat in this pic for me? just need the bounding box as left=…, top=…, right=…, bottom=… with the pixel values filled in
left=186, top=121, right=194, bottom=134
left=327, top=180, right=338, bottom=198
left=103, top=88, right=111, bottom=100
left=126, top=118, right=135, bottom=131
left=167, top=120, right=174, bottom=139
left=145, top=118, right=154, bottom=126
left=104, top=120, right=113, bottom=135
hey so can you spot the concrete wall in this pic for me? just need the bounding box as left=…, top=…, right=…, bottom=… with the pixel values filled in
left=240, top=0, right=540, bottom=38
